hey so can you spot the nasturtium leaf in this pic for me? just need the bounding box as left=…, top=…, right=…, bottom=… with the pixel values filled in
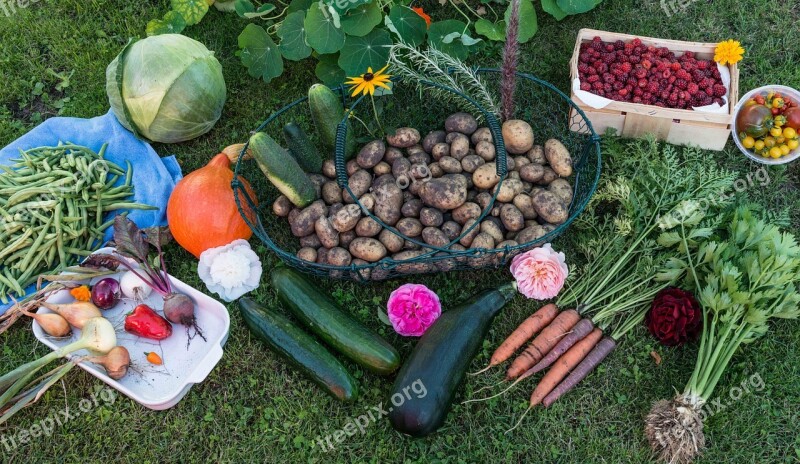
left=235, top=0, right=255, bottom=16
left=278, top=10, right=312, bottom=60
left=557, top=0, right=601, bottom=14
left=315, top=53, right=346, bottom=86
left=385, top=5, right=427, bottom=46
left=146, top=10, right=187, bottom=36
left=504, top=0, right=537, bottom=43
left=323, top=0, right=370, bottom=15
left=541, top=0, right=569, bottom=20
left=341, top=2, right=382, bottom=37
left=170, top=0, right=208, bottom=25
left=304, top=3, right=345, bottom=54
left=243, top=3, right=277, bottom=18
left=428, top=20, right=471, bottom=60
left=460, top=33, right=482, bottom=46
left=237, top=24, right=284, bottom=83
left=337, top=28, right=392, bottom=76
left=474, top=18, right=506, bottom=41
left=287, top=0, right=313, bottom=12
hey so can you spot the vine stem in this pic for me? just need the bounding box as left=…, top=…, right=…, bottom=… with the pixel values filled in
left=370, top=95, right=384, bottom=134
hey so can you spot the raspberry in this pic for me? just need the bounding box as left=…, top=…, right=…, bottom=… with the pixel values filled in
left=627, top=77, right=638, bottom=86
left=578, top=63, right=591, bottom=74
left=629, top=55, right=641, bottom=64
left=603, top=83, right=613, bottom=92
left=612, top=67, right=627, bottom=79
left=591, top=40, right=605, bottom=51
left=624, top=43, right=634, bottom=53
left=634, top=68, right=648, bottom=79
left=587, top=66, right=597, bottom=75
left=658, top=47, right=670, bottom=57
left=661, top=90, right=670, bottom=100
left=620, top=62, right=632, bottom=73
left=692, top=70, right=706, bottom=82
left=642, top=91, right=652, bottom=101
left=592, top=81, right=604, bottom=90
left=632, top=96, right=643, bottom=104
left=613, top=81, right=624, bottom=90
left=638, top=78, right=648, bottom=88
left=713, top=97, right=724, bottom=105
left=580, top=42, right=590, bottom=52
left=683, top=51, right=695, bottom=60
left=675, top=79, right=688, bottom=90
left=587, top=74, right=600, bottom=83
left=619, top=88, right=629, bottom=96
left=602, top=73, right=615, bottom=83
left=696, top=60, right=709, bottom=70
left=701, top=97, right=713, bottom=106
left=605, top=44, right=615, bottom=52
left=647, top=81, right=659, bottom=94
left=687, top=83, right=699, bottom=95
left=662, top=70, right=672, bottom=79
left=614, top=40, right=625, bottom=50
left=712, top=68, right=721, bottom=79
left=602, top=52, right=616, bottom=64
left=633, top=88, right=644, bottom=97
left=596, top=63, right=608, bottom=74
left=579, top=52, right=592, bottom=64
left=580, top=82, right=592, bottom=91
left=712, top=84, right=727, bottom=97
left=655, top=102, right=665, bottom=107
left=675, top=69, right=691, bottom=80
left=642, top=59, right=652, bottom=70
left=632, top=38, right=642, bottom=47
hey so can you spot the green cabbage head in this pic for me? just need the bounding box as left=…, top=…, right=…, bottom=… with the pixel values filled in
left=106, top=34, right=226, bottom=144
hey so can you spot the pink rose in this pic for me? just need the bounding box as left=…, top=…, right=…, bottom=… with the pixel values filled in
left=510, top=243, right=568, bottom=300
left=386, top=284, right=442, bottom=337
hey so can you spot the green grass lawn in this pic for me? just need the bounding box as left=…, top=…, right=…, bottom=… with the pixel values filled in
left=1, top=1, right=800, bottom=462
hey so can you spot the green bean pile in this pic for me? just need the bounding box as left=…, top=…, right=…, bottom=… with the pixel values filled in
left=0, top=143, right=152, bottom=303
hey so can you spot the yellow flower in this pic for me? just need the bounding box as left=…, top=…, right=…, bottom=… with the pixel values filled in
left=70, top=285, right=91, bottom=302
left=714, top=39, right=744, bottom=65
left=345, top=65, right=392, bottom=97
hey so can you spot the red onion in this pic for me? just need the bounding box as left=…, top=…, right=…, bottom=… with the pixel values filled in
left=91, top=278, right=121, bottom=310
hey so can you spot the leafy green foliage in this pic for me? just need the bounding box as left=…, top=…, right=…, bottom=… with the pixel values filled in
left=170, top=0, right=208, bottom=26
left=315, top=53, right=346, bottom=86
left=146, top=10, right=187, bottom=36
left=337, top=28, right=392, bottom=76
left=428, top=20, right=474, bottom=60
left=237, top=24, right=284, bottom=83
left=475, top=19, right=506, bottom=41
left=541, top=0, right=569, bottom=20
left=341, top=2, right=382, bottom=37
left=385, top=5, right=427, bottom=46
left=277, top=10, right=312, bottom=61
left=304, top=4, right=345, bottom=54
left=557, top=0, right=603, bottom=15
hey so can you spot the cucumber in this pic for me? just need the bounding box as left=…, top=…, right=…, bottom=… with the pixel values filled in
left=307, top=84, right=356, bottom=159
left=271, top=267, right=400, bottom=375
left=249, top=131, right=316, bottom=207
left=388, top=284, right=517, bottom=437
left=239, top=297, right=358, bottom=402
left=283, top=122, right=323, bottom=174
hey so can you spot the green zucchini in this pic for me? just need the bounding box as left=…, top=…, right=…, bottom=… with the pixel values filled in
left=283, top=122, right=323, bottom=174
left=388, top=283, right=517, bottom=437
left=249, top=131, right=316, bottom=207
left=271, top=267, right=400, bottom=375
left=239, top=297, right=358, bottom=402
left=307, top=84, right=356, bottom=159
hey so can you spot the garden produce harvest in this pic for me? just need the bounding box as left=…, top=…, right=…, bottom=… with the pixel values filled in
left=91, top=277, right=121, bottom=309
left=106, top=34, right=226, bottom=143
left=85, top=346, right=130, bottom=380
left=388, top=283, right=516, bottom=437
left=267, top=110, right=575, bottom=277
left=167, top=150, right=258, bottom=258
left=576, top=36, right=728, bottom=108
left=124, top=304, right=173, bottom=341
left=735, top=89, right=800, bottom=159
left=239, top=297, right=358, bottom=402
left=271, top=267, right=400, bottom=375
left=645, top=207, right=800, bottom=463
left=0, top=143, right=150, bottom=304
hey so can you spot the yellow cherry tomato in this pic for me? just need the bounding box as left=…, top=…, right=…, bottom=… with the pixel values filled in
left=764, top=137, right=776, bottom=148
left=783, top=127, right=797, bottom=139
left=780, top=144, right=791, bottom=155
left=773, top=97, right=785, bottom=109
left=770, top=126, right=783, bottom=137
left=777, top=136, right=786, bottom=144
left=742, top=136, right=756, bottom=149
left=769, top=146, right=783, bottom=158
left=788, top=139, right=799, bottom=150
left=754, top=140, right=765, bottom=150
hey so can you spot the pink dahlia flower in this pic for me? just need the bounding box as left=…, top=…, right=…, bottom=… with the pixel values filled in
left=510, top=243, right=568, bottom=300
left=386, top=284, right=442, bottom=337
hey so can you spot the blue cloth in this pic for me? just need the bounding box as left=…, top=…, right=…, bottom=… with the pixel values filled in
left=0, top=110, right=182, bottom=314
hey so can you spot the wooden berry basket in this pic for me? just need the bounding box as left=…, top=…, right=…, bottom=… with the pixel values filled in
left=568, top=28, right=740, bottom=151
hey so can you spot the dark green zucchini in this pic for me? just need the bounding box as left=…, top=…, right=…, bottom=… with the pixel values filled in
left=283, top=122, right=323, bottom=174
left=271, top=267, right=400, bottom=375
left=388, top=283, right=517, bottom=437
left=239, top=297, right=358, bottom=402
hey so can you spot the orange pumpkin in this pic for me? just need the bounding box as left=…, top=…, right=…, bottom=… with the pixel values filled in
left=167, top=151, right=258, bottom=258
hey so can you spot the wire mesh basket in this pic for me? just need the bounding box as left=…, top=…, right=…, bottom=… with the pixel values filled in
left=233, top=69, right=601, bottom=282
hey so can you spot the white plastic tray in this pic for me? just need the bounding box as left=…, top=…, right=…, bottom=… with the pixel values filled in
left=32, top=248, right=230, bottom=410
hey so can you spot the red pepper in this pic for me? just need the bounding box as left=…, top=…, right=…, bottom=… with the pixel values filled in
left=124, top=304, right=173, bottom=340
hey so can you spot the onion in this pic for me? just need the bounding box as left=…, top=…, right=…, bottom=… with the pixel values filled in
left=39, top=301, right=102, bottom=329
left=119, top=270, right=153, bottom=301
left=91, top=278, right=121, bottom=310
left=86, top=346, right=130, bottom=380
left=22, top=310, right=71, bottom=337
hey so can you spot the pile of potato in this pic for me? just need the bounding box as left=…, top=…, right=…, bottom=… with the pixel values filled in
left=271, top=112, right=574, bottom=279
